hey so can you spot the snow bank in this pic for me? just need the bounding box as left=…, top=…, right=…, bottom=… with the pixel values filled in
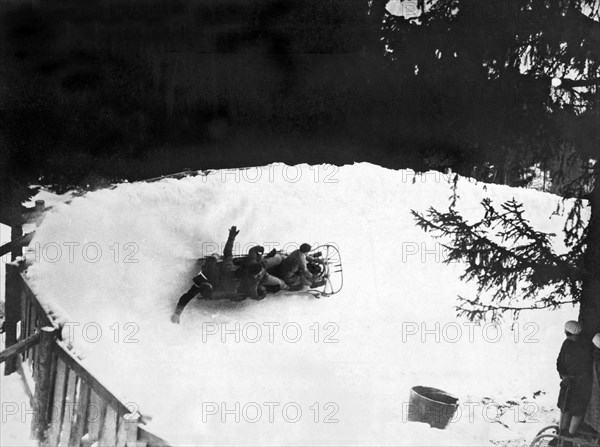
left=19, top=163, right=579, bottom=445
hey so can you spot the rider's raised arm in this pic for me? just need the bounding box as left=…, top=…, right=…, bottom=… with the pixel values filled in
left=223, top=225, right=239, bottom=259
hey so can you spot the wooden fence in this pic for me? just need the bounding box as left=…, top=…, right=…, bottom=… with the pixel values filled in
left=1, top=262, right=170, bottom=447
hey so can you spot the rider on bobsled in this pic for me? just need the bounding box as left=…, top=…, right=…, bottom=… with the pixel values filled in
left=171, top=226, right=249, bottom=323
left=170, top=227, right=327, bottom=323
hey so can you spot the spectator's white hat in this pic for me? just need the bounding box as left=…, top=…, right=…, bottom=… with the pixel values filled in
left=564, top=320, right=582, bottom=335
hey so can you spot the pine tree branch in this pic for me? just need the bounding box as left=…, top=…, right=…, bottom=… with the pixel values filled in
left=413, top=205, right=577, bottom=277
left=456, top=295, right=577, bottom=322
left=457, top=296, right=577, bottom=313
left=412, top=184, right=586, bottom=323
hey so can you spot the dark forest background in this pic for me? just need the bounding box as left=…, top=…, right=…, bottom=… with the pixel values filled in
left=0, top=0, right=598, bottom=207
left=1, top=0, right=392, bottom=190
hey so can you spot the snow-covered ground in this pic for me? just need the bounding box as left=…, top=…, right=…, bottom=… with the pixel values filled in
left=0, top=363, right=38, bottom=447
left=2, top=163, right=583, bottom=445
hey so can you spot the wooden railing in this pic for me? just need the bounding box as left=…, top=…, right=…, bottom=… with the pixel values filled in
left=0, top=231, right=36, bottom=258
left=2, top=262, right=170, bottom=447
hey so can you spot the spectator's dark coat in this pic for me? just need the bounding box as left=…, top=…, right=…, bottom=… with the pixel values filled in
left=556, top=338, right=593, bottom=416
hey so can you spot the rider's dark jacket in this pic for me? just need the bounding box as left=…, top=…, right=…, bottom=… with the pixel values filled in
left=556, top=337, right=593, bottom=416
left=174, top=231, right=260, bottom=316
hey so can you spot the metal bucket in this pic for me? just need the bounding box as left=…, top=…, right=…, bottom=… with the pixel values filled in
left=407, top=386, right=459, bottom=429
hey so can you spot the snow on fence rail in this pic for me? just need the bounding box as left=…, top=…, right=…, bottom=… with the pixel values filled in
left=1, top=262, right=169, bottom=447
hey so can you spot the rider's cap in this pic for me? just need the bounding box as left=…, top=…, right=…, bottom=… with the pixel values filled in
left=564, top=320, right=582, bottom=335
left=593, top=333, right=600, bottom=349
left=250, top=245, right=264, bottom=255
left=300, top=243, right=311, bottom=253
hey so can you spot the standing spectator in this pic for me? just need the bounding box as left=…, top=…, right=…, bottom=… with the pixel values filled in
left=550, top=320, right=593, bottom=446
left=584, top=333, right=600, bottom=433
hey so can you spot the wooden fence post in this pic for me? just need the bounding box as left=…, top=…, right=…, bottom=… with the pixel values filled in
left=58, top=369, right=78, bottom=446
left=11, top=224, right=23, bottom=261
left=116, top=413, right=142, bottom=447
left=4, top=263, right=21, bottom=375
left=33, top=327, right=58, bottom=442
left=69, top=380, right=90, bottom=446
left=45, top=357, right=68, bottom=446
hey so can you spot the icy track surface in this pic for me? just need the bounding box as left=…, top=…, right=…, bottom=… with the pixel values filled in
left=25, top=163, right=580, bottom=446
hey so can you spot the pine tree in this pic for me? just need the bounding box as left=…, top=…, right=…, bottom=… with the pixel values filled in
left=403, top=0, right=600, bottom=336
left=412, top=176, right=589, bottom=322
